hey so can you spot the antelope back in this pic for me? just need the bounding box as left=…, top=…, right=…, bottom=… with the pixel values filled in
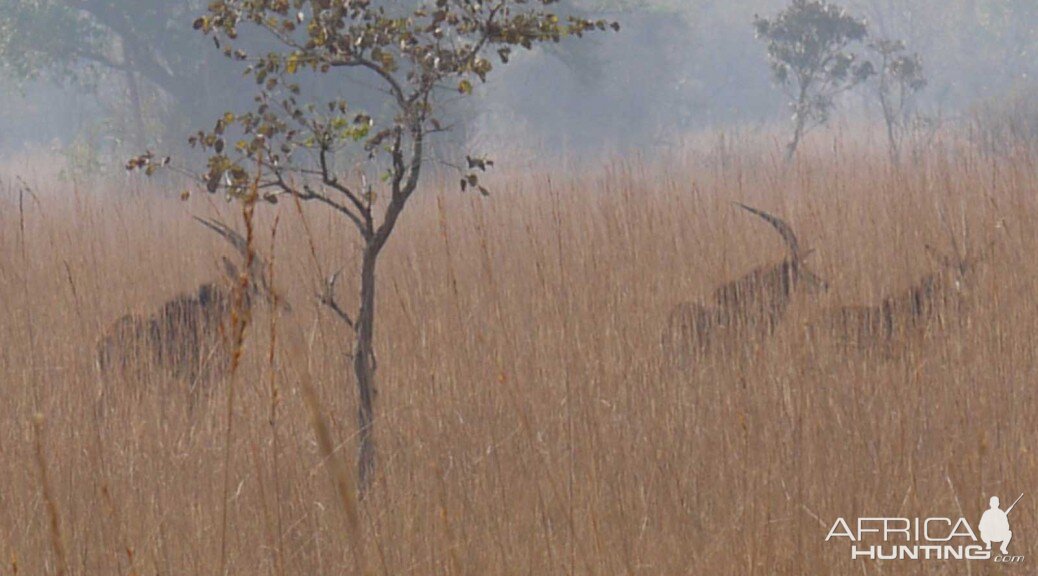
left=819, top=266, right=969, bottom=353
left=662, top=302, right=719, bottom=358
left=97, top=281, right=238, bottom=384
left=152, top=282, right=235, bottom=381
left=97, top=314, right=157, bottom=377
left=710, top=259, right=797, bottom=332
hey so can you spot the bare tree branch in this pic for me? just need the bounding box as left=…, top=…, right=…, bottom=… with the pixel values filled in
left=318, top=269, right=355, bottom=328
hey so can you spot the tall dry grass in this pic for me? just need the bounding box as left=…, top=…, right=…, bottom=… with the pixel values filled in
left=0, top=134, right=1036, bottom=574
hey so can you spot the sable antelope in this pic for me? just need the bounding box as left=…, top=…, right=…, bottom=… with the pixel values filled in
left=97, top=217, right=285, bottom=392
left=815, top=218, right=991, bottom=353
left=663, top=203, right=828, bottom=361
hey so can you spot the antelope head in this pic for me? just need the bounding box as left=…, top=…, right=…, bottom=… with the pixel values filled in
left=924, top=244, right=975, bottom=297
left=194, top=217, right=292, bottom=313
left=925, top=207, right=996, bottom=302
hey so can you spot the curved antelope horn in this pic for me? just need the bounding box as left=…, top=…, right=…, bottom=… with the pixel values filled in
left=194, top=216, right=276, bottom=302
left=733, top=202, right=803, bottom=259
left=194, top=216, right=248, bottom=258
left=221, top=256, right=240, bottom=281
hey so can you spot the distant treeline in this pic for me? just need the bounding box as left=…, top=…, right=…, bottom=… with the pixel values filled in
left=1, top=0, right=1037, bottom=160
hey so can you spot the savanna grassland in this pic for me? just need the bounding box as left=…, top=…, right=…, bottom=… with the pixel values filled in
left=1, top=135, right=1036, bottom=575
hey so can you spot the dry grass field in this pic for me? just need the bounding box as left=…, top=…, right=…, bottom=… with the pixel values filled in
left=1, top=135, right=1036, bottom=574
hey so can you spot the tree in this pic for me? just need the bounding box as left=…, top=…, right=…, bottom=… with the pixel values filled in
left=132, top=0, right=616, bottom=492
left=868, top=39, right=925, bottom=163
left=0, top=0, right=242, bottom=148
left=754, top=0, right=874, bottom=160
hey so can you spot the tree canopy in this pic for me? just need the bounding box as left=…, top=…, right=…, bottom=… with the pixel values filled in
left=131, top=0, right=617, bottom=491
left=754, top=0, right=874, bottom=158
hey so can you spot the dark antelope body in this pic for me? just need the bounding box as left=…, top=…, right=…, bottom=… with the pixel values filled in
left=663, top=203, right=827, bottom=360
left=97, top=217, right=283, bottom=392
left=817, top=229, right=988, bottom=352
left=97, top=281, right=238, bottom=383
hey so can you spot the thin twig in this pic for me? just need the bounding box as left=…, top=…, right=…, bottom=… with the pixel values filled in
left=318, top=270, right=356, bottom=328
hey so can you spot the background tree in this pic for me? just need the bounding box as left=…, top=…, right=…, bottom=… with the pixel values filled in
left=754, top=0, right=874, bottom=160
left=0, top=0, right=245, bottom=148
left=868, top=39, right=925, bottom=163
left=6, top=1, right=1038, bottom=159
left=133, top=0, right=616, bottom=492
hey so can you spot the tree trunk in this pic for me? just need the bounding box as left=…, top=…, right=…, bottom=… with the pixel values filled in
left=121, top=43, right=146, bottom=149
left=354, top=243, right=379, bottom=494
left=126, top=70, right=147, bottom=149
left=879, top=83, right=901, bottom=166
left=786, top=89, right=808, bottom=162
left=786, top=112, right=805, bottom=163
left=349, top=124, right=422, bottom=495
left=885, top=116, right=900, bottom=166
